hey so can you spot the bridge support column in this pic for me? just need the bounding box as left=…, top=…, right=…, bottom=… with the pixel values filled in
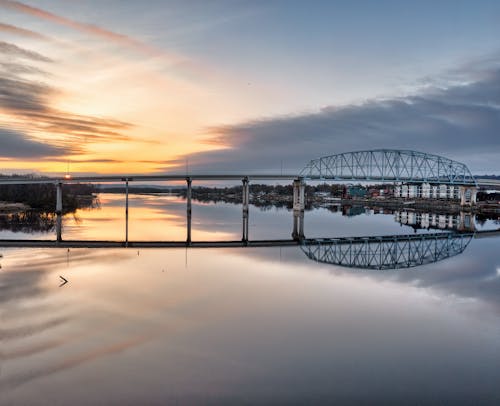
left=292, top=178, right=305, bottom=240
left=242, top=177, right=249, bottom=242
left=56, top=182, right=62, bottom=242
left=125, top=179, right=129, bottom=247
left=186, top=177, right=192, bottom=244
left=459, top=186, right=477, bottom=206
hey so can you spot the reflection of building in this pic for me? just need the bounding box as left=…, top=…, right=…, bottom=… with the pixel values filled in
left=346, top=186, right=367, bottom=198
left=342, top=205, right=366, bottom=217
left=395, top=210, right=475, bottom=232
left=394, top=183, right=477, bottom=205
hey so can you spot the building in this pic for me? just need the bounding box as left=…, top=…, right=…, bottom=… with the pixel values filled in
left=393, top=182, right=476, bottom=205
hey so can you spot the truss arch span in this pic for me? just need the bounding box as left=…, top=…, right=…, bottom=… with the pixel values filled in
left=299, top=149, right=476, bottom=185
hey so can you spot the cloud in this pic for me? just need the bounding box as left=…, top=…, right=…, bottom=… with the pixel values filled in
left=0, top=76, right=52, bottom=112
left=165, top=62, right=500, bottom=174
left=44, top=158, right=124, bottom=164
left=0, top=42, right=132, bottom=148
left=0, top=0, right=173, bottom=59
left=0, top=61, right=47, bottom=75
left=0, top=21, right=51, bottom=41
left=0, top=127, right=70, bottom=158
left=0, top=40, right=52, bottom=62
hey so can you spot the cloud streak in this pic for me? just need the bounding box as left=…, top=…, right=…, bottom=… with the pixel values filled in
left=0, top=40, right=52, bottom=62
left=0, top=0, right=172, bottom=59
left=0, top=21, right=51, bottom=41
left=0, top=128, right=70, bottom=158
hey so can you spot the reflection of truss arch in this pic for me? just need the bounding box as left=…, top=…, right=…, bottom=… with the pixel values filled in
left=301, top=233, right=474, bottom=270
left=300, top=149, right=476, bottom=185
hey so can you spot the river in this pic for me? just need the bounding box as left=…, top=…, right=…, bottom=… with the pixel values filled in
left=1, top=193, right=499, bottom=404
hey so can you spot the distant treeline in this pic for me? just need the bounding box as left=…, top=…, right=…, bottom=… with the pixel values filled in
left=0, top=178, right=96, bottom=212
left=476, top=175, right=500, bottom=180
left=177, top=183, right=348, bottom=209
left=180, top=183, right=346, bottom=197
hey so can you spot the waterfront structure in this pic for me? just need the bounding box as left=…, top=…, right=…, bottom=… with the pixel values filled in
left=393, top=182, right=477, bottom=205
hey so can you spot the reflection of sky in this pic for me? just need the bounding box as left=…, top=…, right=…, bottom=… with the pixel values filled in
left=1, top=241, right=500, bottom=403
left=1, top=196, right=500, bottom=403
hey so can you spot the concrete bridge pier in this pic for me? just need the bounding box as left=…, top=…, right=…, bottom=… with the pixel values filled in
left=242, top=177, right=249, bottom=242
left=460, top=186, right=477, bottom=206
left=56, top=182, right=63, bottom=242
left=125, top=179, right=129, bottom=246
left=292, top=178, right=305, bottom=240
left=186, top=177, right=192, bottom=244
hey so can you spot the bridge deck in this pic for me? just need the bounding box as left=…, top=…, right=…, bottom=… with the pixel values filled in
left=0, top=174, right=299, bottom=185
left=0, top=174, right=492, bottom=186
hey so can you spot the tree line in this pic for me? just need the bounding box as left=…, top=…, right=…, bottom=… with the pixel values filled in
left=0, top=180, right=96, bottom=212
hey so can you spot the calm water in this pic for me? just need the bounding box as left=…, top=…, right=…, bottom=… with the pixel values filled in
left=1, top=194, right=499, bottom=405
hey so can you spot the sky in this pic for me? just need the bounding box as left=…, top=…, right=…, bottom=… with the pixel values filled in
left=0, top=0, right=499, bottom=175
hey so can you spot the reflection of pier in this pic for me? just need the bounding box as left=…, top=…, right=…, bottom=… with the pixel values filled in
left=395, top=211, right=476, bottom=232
left=301, top=233, right=474, bottom=270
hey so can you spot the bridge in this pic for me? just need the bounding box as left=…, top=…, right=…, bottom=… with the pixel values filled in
left=0, top=149, right=493, bottom=243
left=300, top=149, right=476, bottom=185
left=474, top=178, right=500, bottom=188
left=299, top=149, right=480, bottom=206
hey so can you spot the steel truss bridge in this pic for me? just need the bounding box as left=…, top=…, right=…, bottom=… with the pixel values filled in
left=300, top=149, right=477, bottom=185
left=301, top=232, right=474, bottom=270
left=0, top=149, right=480, bottom=187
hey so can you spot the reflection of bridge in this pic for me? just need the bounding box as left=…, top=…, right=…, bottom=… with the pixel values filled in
left=301, top=233, right=474, bottom=270
left=0, top=231, right=498, bottom=270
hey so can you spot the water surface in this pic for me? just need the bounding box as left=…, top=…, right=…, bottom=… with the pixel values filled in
left=1, top=194, right=499, bottom=404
